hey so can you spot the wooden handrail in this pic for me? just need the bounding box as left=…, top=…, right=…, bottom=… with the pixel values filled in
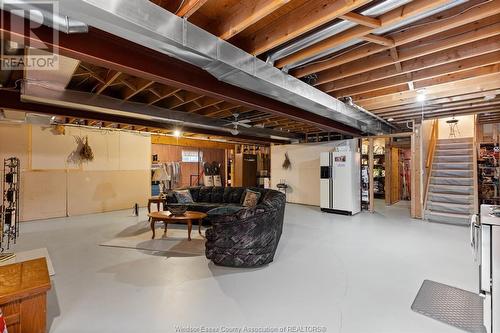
left=423, top=119, right=439, bottom=212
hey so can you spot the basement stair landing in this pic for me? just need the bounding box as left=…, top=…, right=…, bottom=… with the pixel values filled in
left=425, top=137, right=475, bottom=226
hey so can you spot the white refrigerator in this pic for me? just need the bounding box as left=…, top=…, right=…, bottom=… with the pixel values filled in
left=320, top=139, right=361, bottom=215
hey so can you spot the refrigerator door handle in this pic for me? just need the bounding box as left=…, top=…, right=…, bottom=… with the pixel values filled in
left=470, top=214, right=480, bottom=263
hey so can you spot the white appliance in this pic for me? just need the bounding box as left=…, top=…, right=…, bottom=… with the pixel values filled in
left=320, top=139, right=361, bottom=215
left=471, top=204, right=500, bottom=333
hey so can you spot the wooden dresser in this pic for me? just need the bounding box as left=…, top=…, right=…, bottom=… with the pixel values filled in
left=0, top=258, right=51, bottom=333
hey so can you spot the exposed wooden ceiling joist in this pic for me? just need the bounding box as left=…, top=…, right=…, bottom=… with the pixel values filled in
left=275, top=0, right=454, bottom=68
left=237, top=0, right=371, bottom=56
left=292, top=1, right=500, bottom=78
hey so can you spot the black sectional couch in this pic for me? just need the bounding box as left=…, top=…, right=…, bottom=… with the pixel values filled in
left=165, top=186, right=286, bottom=267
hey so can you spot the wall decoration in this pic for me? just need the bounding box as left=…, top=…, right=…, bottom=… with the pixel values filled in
left=79, top=136, right=94, bottom=162
left=282, top=152, right=291, bottom=170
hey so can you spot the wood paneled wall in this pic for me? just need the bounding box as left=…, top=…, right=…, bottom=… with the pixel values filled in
left=151, top=144, right=225, bottom=188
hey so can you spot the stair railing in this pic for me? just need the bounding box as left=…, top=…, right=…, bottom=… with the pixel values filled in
left=423, top=119, right=439, bottom=212
left=473, top=115, right=479, bottom=214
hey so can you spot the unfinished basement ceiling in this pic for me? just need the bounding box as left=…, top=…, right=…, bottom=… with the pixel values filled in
left=1, top=0, right=500, bottom=139
left=159, top=0, right=500, bottom=124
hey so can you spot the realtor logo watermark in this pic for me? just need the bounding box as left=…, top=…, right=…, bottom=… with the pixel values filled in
left=1, top=0, right=59, bottom=70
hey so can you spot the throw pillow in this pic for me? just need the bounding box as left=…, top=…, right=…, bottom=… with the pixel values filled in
left=174, top=189, right=194, bottom=204
left=207, top=206, right=243, bottom=216
left=242, top=189, right=261, bottom=207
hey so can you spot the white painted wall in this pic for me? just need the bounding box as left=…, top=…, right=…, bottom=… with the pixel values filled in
left=437, top=115, right=474, bottom=139
left=0, top=123, right=151, bottom=221
left=271, top=141, right=357, bottom=206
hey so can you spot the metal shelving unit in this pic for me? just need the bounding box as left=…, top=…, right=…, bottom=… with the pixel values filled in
left=1, top=157, right=20, bottom=260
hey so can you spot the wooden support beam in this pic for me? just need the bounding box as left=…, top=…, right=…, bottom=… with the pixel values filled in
left=275, top=0, right=452, bottom=68
left=293, top=3, right=500, bottom=79
left=238, top=0, right=371, bottom=56
left=94, top=70, right=121, bottom=94
left=361, top=34, right=394, bottom=47
left=122, top=79, right=155, bottom=101
left=176, top=0, right=208, bottom=18
left=217, top=0, right=289, bottom=40
left=340, top=12, right=381, bottom=28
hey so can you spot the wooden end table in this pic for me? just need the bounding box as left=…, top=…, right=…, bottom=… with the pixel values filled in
left=148, top=211, right=207, bottom=241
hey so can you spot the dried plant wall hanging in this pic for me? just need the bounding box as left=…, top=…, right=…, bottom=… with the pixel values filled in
left=282, top=152, right=291, bottom=170
left=79, top=136, right=94, bottom=162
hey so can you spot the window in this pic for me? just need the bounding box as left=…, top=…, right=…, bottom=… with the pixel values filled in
left=182, top=150, right=200, bottom=163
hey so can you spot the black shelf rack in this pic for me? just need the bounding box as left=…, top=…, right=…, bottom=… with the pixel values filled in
left=1, top=157, right=20, bottom=254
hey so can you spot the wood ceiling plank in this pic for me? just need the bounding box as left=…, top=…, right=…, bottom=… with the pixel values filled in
left=121, top=78, right=155, bottom=101
left=239, top=0, right=371, bottom=56
left=314, top=19, right=500, bottom=86
left=356, top=72, right=500, bottom=110
left=275, top=0, right=452, bottom=68
left=331, top=52, right=500, bottom=97
left=321, top=36, right=500, bottom=93
left=216, top=0, right=290, bottom=40
left=146, top=87, right=180, bottom=105
left=293, top=1, right=500, bottom=78
left=340, top=12, right=381, bottom=28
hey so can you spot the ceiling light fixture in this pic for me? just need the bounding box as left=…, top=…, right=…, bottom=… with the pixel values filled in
left=387, top=117, right=394, bottom=121
left=173, top=129, right=181, bottom=137
left=484, top=94, right=496, bottom=101
left=416, top=89, right=426, bottom=102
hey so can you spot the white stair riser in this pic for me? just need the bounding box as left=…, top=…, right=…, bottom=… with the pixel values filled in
left=432, top=163, right=472, bottom=170
left=434, top=155, right=473, bottom=163
left=425, top=212, right=470, bottom=226
left=427, top=202, right=473, bottom=214
left=428, top=193, right=473, bottom=204
left=430, top=178, right=473, bottom=186
left=437, top=138, right=473, bottom=144
left=434, top=149, right=473, bottom=156
left=436, top=143, right=473, bottom=150
left=429, top=185, right=473, bottom=195
left=432, top=170, right=473, bottom=178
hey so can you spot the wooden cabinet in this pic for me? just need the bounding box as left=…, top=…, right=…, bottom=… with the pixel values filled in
left=0, top=258, right=51, bottom=333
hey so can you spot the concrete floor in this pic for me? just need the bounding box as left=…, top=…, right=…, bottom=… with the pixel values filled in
left=15, top=201, right=477, bottom=333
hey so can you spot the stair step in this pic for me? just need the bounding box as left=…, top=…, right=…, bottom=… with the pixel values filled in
left=425, top=210, right=470, bottom=226
left=437, top=138, right=473, bottom=144
left=430, top=177, right=473, bottom=186
left=427, top=201, right=474, bottom=215
left=434, top=148, right=473, bottom=156
left=428, top=192, right=473, bottom=205
left=429, top=184, right=473, bottom=195
left=436, top=142, right=473, bottom=150
left=432, top=162, right=473, bottom=170
left=432, top=169, right=473, bottom=178
left=434, top=155, right=473, bottom=163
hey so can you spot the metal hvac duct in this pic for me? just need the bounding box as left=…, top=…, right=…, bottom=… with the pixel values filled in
left=1, top=0, right=88, bottom=34
left=5, top=0, right=394, bottom=134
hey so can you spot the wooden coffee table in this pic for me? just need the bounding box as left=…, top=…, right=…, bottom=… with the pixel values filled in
left=148, top=211, right=207, bottom=241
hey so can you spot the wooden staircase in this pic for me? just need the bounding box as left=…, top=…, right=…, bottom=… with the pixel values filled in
left=424, top=137, right=475, bottom=226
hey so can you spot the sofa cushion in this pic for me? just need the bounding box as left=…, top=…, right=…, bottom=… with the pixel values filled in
left=207, top=206, right=243, bottom=217
left=223, top=187, right=245, bottom=204
left=211, top=187, right=224, bottom=203
left=242, top=189, right=261, bottom=207
left=198, top=187, right=213, bottom=202
left=173, top=189, right=194, bottom=204
left=188, top=187, right=201, bottom=202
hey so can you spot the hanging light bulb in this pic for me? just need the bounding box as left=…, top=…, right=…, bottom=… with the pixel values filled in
left=416, top=89, right=426, bottom=102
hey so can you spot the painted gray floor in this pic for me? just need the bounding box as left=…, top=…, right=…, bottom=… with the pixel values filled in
left=14, top=201, right=477, bottom=333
